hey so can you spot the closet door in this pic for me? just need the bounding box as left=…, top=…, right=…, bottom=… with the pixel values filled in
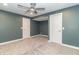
left=49, top=13, right=62, bottom=44
left=22, top=17, right=30, bottom=39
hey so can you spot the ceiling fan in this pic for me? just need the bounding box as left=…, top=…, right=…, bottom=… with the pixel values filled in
left=18, top=3, right=45, bottom=16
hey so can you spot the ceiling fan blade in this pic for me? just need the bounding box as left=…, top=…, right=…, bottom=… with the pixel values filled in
left=36, top=8, right=45, bottom=11
left=18, top=4, right=29, bottom=9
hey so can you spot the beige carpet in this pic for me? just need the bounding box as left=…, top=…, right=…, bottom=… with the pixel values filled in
left=0, top=36, right=79, bottom=55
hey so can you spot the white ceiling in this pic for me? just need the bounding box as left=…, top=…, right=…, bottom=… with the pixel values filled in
left=0, top=3, right=78, bottom=18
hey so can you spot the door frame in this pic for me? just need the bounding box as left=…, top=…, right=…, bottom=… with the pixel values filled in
left=48, top=13, right=62, bottom=44
left=22, top=17, right=30, bottom=39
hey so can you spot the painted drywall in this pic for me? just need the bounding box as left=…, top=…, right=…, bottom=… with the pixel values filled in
left=30, top=5, right=79, bottom=47
left=40, top=20, right=48, bottom=35
left=0, top=11, right=22, bottom=43
left=30, top=20, right=40, bottom=36
left=62, top=5, right=79, bottom=47
left=30, top=20, right=48, bottom=36
left=47, top=5, right=79, bottom=47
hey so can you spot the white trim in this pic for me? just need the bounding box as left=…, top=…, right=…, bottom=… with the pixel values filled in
left=31, top=34, right=41, bottom=38
left=31, top=34, right=48, bottom=38
left=22, top=17, right=30, bottom=39
left=49, top=13, right=62, bottom=44
left=0, top=34, right=48, bottom=45
left=62, top=43, right=79, bottom=50
left=39, top=34, right=48, bottom=37
left=48, top=41, right=79, bottom=50
left=0, top=38, right=23, bottom=45
left=48, top=38, right=79, bottom=50
left=0, top=36, right=32, bottom=45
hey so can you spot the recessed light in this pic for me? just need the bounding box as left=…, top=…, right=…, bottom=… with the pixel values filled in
left=3, top=3, right=8, bottom=6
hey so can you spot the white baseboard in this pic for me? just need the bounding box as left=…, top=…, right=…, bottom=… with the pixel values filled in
left=62, top=43, right=79, bottom=50
left=0, top=38, right=23, bottom=45
left=31, top=34, right=48, bottom=38
left=0, top=36, right=32, bottom=45
left=1, top=35, right=79, bottom=50
left=48, top=40, right=79, bottom=50
left=31, top=34, right=42, bottom=38
left=39, top=34, right=48, bottom=37
left=0, top=34, right=48, bottom=45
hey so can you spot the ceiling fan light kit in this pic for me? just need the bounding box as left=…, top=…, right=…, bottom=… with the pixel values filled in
left=18, top=3, right=45, bottom=16
left=25, top=10, right=37, bottom=16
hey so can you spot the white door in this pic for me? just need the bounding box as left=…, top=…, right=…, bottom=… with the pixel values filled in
left=49, top=13, right=62, bottom=44
left=22, top=17, right=30, bottom=39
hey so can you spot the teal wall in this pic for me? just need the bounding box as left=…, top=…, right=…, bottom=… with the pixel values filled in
left=35, top=5, right=79, bottom=47
left=62, top=5, right=79, bottom=47
left=30, top=20, right=48, bottom=36
left=30, top=20, right=40, bottom=36
left=40, top=20, right=48, bottom=35
left=1, top=4, right=79, bottom=47
left=0, top=11, right=22, bottom=43
left=46, top=5, right=79, bottom=47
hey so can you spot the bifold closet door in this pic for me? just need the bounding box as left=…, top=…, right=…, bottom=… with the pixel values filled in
left=22, top=17, right=30, bottom=39
left=49, top=13, right=62, bottom=44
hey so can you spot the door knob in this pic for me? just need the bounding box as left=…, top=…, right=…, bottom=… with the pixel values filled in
left=62, top=27, right=64, bottom=30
